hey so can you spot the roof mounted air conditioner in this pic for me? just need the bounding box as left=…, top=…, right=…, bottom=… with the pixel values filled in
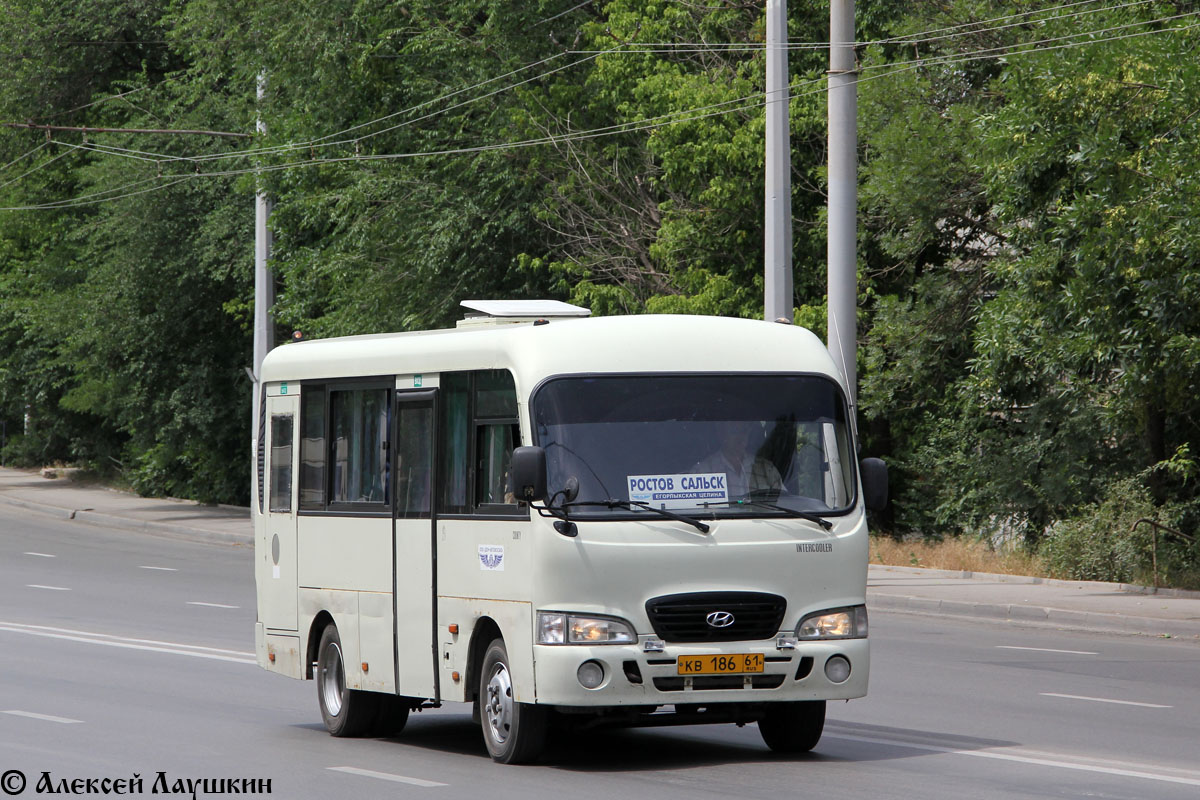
left=456, top=299, right=592, bottom=328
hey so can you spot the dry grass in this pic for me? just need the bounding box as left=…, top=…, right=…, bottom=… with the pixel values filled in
left=870, top=535, right=1048, bottom=577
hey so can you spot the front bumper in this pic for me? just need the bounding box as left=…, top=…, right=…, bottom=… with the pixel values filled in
left=532, top=635, right=869, bottom=707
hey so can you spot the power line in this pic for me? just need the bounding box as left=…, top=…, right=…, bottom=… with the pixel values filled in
left=0, top=142, right=49, bottom=174
left=2, top=2, right=1172, bottom=174
left=2, top=122, right=251, bottom=139
left=873, top=0, right=1157, bottom=46
left=532, top=0, right=595, bottom=28
left=565, top=1, right=1153, bottom=51
left=0, top=146, right=79, bottom=192
left=859, top=8, right=1200, bottom=78
left=5, top=8, right=1198, bottom=210
left=29, top=84, right=157, bottom=123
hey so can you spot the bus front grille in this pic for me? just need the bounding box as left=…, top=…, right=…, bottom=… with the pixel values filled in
left=645, top=592, right=786, bottom=642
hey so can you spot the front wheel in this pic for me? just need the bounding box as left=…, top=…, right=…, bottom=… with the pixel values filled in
left=316, top=623, right=380, bottom=737
left=479, top=638, right=547, bottom=764
left=758, top=700, right=826, bottom=753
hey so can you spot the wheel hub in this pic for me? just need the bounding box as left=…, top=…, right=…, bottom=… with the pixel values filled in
left=484, top=662, right=514, bottom=744
left=320, top=641, right=345, bottom=717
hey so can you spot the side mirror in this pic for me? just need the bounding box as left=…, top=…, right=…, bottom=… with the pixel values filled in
left=859, top=457, right=888, bottom=512
left=508, top=446, right=548, bottom=503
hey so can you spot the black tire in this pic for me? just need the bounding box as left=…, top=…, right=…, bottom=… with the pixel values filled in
left=758, top=700, right=826, bottom=753
left=316, top=623, right=380, bottom=737
left=479, top=638, right=547, bottom=764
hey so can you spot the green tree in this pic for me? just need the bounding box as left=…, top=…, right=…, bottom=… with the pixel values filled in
left=858, top=1, right=1200, bottom=542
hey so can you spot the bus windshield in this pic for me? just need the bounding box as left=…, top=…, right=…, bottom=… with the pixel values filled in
left=531, top=374, right=857, bottom=519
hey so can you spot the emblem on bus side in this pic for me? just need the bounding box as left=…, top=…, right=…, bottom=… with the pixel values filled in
left=706, top=611, right=735, bottom=628
left=478, top=544, right=505, bottom=571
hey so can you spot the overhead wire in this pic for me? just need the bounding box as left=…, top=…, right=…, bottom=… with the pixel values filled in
left=0, top=145, right=79, bottom=192
left=568, top=0, right=1160, bottom=52
left=4, top=3, right=1198, bottom=210
left=858, top=7, right=1200, bottom=78
left=3, top=2, right=1168, bottom=171
left=29, top=84, right=156, bottom=123
left=0, top=141, right=50, bottom=174
left=872, top=0, right=1157, bottom=46
left=532, top=0, right=596, bottom=28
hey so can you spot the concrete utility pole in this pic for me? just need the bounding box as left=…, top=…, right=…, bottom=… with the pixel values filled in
left=763, top=0, right=793, bottom=323
left=827, top=0, right=858, bottom=408
left=253, top=72, right=275, bottom=386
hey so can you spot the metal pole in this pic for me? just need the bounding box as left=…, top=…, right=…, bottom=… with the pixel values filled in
left=253, top=71, right=275, bottom=384
left=827, top=0, right=858, bottom=407
left=252, top=72, right=274, bottom=510
left=764, top=0, right=793, bottom=322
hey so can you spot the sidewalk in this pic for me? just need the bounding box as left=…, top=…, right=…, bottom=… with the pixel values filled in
left=869, top=565, right=1200, bottom=641
left=0, top=465, right=251, bottom=546
left=3, top=465, right=1199, bottom=641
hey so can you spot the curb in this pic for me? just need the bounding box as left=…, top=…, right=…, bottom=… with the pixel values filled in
left=0, top=493, right=252, bottom=547
left=868, top=564, right=1200, bottom=600
left=868, top=591, right=1200, bottom=641
left=0, top=495, right=79, bottom=521
left=73, top=509, right=253, bottom=547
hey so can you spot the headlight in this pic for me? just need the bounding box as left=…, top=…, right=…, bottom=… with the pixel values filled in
left=796, top=606, right=867, bottom=640
left=537, top=612, right=636, bottom=645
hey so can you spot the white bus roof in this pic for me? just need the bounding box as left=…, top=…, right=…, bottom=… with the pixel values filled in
left=260, top=314, right=847, bottom=394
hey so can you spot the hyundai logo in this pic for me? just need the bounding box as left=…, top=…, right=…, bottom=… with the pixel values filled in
left=705, top=611, right=735, bottom=628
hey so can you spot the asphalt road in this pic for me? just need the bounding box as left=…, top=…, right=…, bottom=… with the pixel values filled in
left=2, top=505, right=1199, bottom=799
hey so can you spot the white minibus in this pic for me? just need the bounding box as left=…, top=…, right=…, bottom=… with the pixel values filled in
left=253, top=300, right=887, bottom=763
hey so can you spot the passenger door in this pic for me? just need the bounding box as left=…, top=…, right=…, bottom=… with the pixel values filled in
left=392, top=389, right=438, bottom=699
left=261, top=392, right=299, bottom=631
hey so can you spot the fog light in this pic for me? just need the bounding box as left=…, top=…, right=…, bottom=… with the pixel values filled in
left=825, top=655, right=851, bottom=683
left=577, top=660, right=605, bottom=689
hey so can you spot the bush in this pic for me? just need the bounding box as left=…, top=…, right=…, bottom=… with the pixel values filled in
left=1039, top=479, right=1157, bottom=584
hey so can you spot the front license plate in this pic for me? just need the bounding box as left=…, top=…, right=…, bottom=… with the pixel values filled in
left=676, top=653, right=765, bottom=675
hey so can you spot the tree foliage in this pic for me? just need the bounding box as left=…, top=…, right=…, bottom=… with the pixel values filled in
left=0, top=0, right=1196, bottom=580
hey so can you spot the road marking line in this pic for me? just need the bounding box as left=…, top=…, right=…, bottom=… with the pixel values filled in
left=997, top=646, right=1098, bottom=655
left=186, top=601, right=239, bottom=609
left=327, top=767, right=446, bottom=788
left=826, top=733, right=1200, bottom=787
left=0, top=621, right=255, bottom=665
left=1040, top=693, right=1172, bottom=708
left=3, top=710, right=83, bottom=724
left=24, top=552, right=55, bottom=558
left=139, top=566, right=178, bottom=571
left=26, top=585, right=70, bottom=591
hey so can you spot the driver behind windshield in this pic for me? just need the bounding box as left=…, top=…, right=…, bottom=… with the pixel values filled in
left=690, top=421, right=782, bottom=498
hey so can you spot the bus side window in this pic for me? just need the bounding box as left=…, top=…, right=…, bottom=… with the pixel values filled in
left=439, top=373, right=470, bottom=514
left=299, top=386, right=326, bottom=508
left=396, top=403, right=433, bottom=516
left=473, top=370, right=519, bottom=511
left=331, top=387, right=390, bottom=505
left=269, top=414, right=294, bottom=513
left=439, top=369, right=521, bottom=514
left=476, top=422, right=518, bottom=506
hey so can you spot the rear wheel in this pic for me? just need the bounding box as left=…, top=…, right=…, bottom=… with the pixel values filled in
left=479, top=638, right=547, bottom=764
left=316, top=623, right=380, bottom=737
left=758, top=700, right=826, bottom=753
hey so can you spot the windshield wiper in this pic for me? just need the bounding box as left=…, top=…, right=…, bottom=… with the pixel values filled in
left=564, top=499, right=710, bottom=534
left=701, top=498, right=833, bottom=530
